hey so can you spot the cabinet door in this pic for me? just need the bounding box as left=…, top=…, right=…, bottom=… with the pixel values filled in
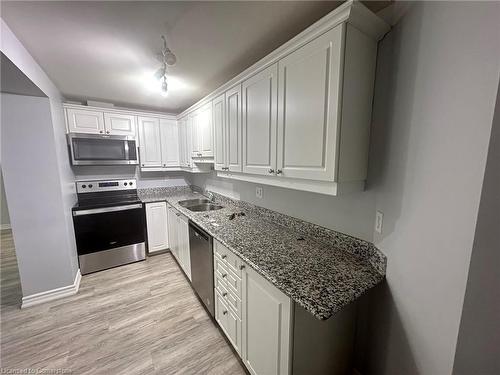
left=199, top=103, right=213, bottom=157
left=213, top=94, right=226, bottom=171
left=178, top=119, right=186, bottom=167
left=167, top=205, right=179, bottom=261
left=226, top=84, right=242, bottom=172
left=104, top=113, right=136, bottom=136
left=138, top=117, right=162, bottom=167
left=145, top=202, right=168, bottom=253
left=66, top=108, right=104, bottom=134
left=277, top=26, right=343, bottom=181
left=242, top=64, right=278, bottom=176
left=160, top=118, right=180, bottom=167
left=178, top=214, right=191, bottom=281
left=190, top=111, right=201, bottom=157
left=242, top=264, right=292, bottom=375
left=187, top=114, right=196, bottom=162
left=215, top=291, right=242, bottom=355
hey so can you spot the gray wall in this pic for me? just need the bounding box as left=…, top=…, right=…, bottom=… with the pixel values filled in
left=0, top=167, right=10, bottom=228
left=1, top=18, right=79, bottom=297
left=188, top=175, right=376, bottom=242
left=190, top=2, right=500, bottom=374
left=355, top=2, right=500, bottom=375
left=452, top=83, right=500, bottom=375
left=1, top=93, right=78, bottom=295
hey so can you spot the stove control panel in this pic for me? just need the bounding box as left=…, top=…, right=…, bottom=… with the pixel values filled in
left=76, top=179, right=136, bottom=194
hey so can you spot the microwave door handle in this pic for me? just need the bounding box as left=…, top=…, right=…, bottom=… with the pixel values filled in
left=73, top=204, right=142, bottom=216
left=124, top=139, right=130, bottom=160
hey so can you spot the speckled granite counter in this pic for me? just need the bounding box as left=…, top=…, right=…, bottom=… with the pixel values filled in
left=139, top=186, right=386, bottom=320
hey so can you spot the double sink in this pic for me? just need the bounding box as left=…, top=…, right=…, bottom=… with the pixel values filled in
left=178, top=198, right=224, bottom=212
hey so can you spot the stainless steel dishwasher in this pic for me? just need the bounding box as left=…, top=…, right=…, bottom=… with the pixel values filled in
left=189, top=221, right=214, bottom=317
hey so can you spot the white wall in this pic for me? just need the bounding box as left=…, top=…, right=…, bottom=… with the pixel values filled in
left=1, top=94, right=78, bottom=295
left=355, top=2, right=500, bottom=375
left=453, top=82, right=500, bottom=375
left=1, top=19, right=79, bottom=295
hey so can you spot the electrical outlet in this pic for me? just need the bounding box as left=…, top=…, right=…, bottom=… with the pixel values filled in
left=256, top=186, right=263, bottom=199
left=375, top=211, right=384, bottom=234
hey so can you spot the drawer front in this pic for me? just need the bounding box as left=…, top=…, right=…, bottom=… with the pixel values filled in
left=214, top=257, right=228, bottom=279
left=215, top=240, right=243, bottom=277
left=225, top=268, right=242, bottom=298
left=215, top=290, right=242, bottom=355
left=215, top=274, right=228, bottom=295
left=225, top=288, right=242, bottom=319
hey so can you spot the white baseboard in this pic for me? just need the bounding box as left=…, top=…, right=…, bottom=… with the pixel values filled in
left=0, top=224, right=11, bottom=230
left=21, top=269, right=81, bottom=308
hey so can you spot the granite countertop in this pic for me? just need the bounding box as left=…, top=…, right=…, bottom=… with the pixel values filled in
left=139, top=188, right=385, bottom=320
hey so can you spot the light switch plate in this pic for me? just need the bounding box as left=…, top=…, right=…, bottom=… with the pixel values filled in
left=256, top=186, right=263, bottom=199
left=375, top=211, right=384, bottom=234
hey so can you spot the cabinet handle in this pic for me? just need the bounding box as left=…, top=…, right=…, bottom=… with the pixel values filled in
left=268, top=168, right=275, bottom=174
left=176, top=213, right=180, bottom=217
left=221, top=255, right=227, bottom=259
left=142, top=164, right=145, bottom=167
left=222, top=292, right=227, bottom=297
left=223, top=310, right=228, bottom=315
left=239, top=265, right=245, bottom=270
left=99, top=130, right=103, bottom=134
left=106, top=131, right=110, bottom=134
left=276, top=169, right=282, bottom=175
left=222, top=273, right=227, bottom=278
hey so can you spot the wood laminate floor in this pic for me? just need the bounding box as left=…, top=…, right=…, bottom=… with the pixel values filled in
left=0, top=229, right=246, bottom=374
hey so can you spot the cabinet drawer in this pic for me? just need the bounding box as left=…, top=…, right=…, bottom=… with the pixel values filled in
left=224, top=268, right=242, bottom=298
left=214, top=240, right=243, bottom=277
left=215, top=290, right=242, bottom=355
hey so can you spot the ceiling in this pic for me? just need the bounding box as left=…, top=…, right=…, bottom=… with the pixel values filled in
left=1, top=1, right=389, bottom=114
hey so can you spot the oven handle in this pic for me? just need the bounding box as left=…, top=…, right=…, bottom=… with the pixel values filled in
left=73, top=204, right=143, bottom=216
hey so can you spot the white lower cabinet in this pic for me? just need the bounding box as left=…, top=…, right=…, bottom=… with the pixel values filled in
left=214, top=240, right=291, bottom=375
left=176, top=213, right=191, bottom=281
left=166, top=204, right=191, bottom=280
left=145, top=202, right=168, bottom=253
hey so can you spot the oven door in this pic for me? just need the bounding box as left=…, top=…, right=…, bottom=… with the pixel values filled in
left=73, top=203, right=145, bottom=255
left=68, top=133, right=138, bottom=166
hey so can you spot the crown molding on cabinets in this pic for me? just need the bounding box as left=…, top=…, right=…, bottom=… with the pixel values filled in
left=63, top=103, right=177, bottom=121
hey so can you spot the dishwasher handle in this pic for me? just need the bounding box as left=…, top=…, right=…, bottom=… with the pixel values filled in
left=189, top=222, right=210, bottom=242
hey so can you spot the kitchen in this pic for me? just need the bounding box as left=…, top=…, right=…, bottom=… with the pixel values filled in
left=1, top=1, right=499, bottom=375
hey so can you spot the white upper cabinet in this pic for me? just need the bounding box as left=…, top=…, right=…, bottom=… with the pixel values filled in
left=277, top=26, right=343, bottom=182
left=199, top=103, right=214, bottom=157
left=242, top=64, right=278, bottom=176
left=66, top=107, right=135, bottom=136
left=138, top=116, right=180, bottom=170
left=66, top=108, right=105, bottom=134
left=178, top=118, right=187, bottom=167
left=191, top=103, right=213, bottom=158
left=138, top=116, right=162, bottom=167
left=160, top=119, right=180, bottom=167
left=165, top=2, right=387, bottom=192
left=226, top=85, right=243, bottom=172
left=213, top=94, right=226, bottom=171
left=104, top=113, right=136, bottom=136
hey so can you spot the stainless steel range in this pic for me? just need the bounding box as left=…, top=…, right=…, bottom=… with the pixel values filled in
left=72, top=179, right=145, bottom=275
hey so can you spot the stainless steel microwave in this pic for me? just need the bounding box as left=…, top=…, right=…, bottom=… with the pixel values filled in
left=67, top=133, right=139, bottom=166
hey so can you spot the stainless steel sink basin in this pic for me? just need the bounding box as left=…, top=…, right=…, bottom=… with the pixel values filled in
left=178, top=198, right=211, bottom=207
left=186, top=203, right=224, bottom=212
